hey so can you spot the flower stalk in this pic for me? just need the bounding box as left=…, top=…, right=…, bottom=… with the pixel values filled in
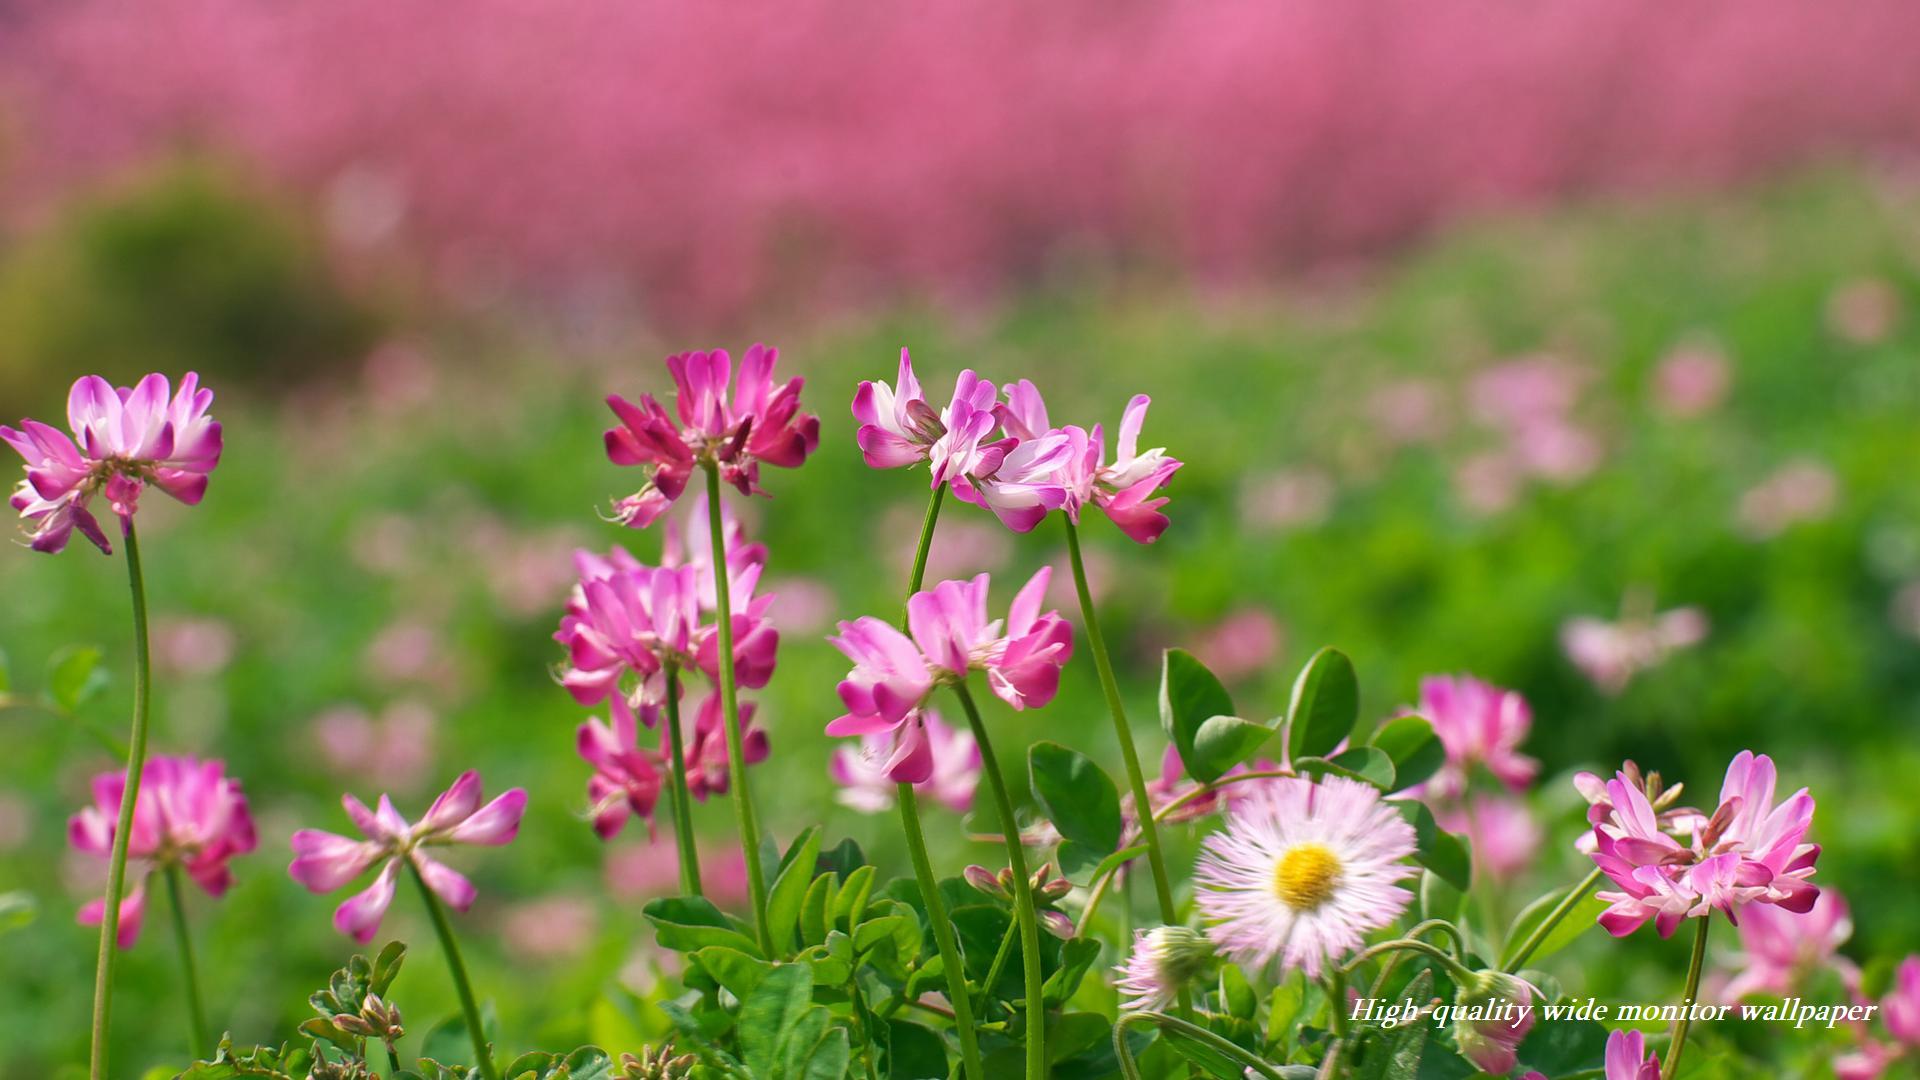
left=1664, top=915, right=1712, bottom=1077
left=660, top=665, right=703, bottom=896
left=163, top=863, right=210, bottom=1061
left=88, top=520, right=154, bottom=1080
left=408, top=859, right=499, bottom=1080
left=891, top=481, right=985, bottom=1080
left=1503, top=865, right=1605, bottom=972
left=953, top=680, right=1046, bottom=1079
left=702, top=462, right=772, bottom=954
left=1062, top=516, right=1178, bottom=927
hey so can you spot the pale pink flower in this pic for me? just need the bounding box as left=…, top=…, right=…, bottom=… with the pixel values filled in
left=826, top=568, right=1072, bottom=783
left=1561, top=606, right=1708, bottom=695
left=1885, top=956, right=1920, bottom=1047
left=1826, top=278, right=1901, bottom=345
left=603, top=345, right=818, bottom=528
left=1196, top=775, right=1415, bottom=979
left=1001, top=381, right=1182, bottom=543
left=1603, top=1029, right=1661, bottom=1080
left=1366, top=378, right=1449, bottom=447
left=69, top=756, right=257, bottom=948
left=1716, top=888, right=1857, bottom=1004
left=852, top=351, right=1003, bottom=481
left=577, top=696, right=663, bottom=840
left=288, top=770, right=526, bottom=943
left=1238, top=469, right=1334, bottom=533
left=1453, top=451, right=1522, bottom=514
left=2, top=372, right=222, bottom=553
left=1406, top=674, right=1538, bottom=799
left=1651, top=341, right=1732, bottom=418
left=1588, top=751, right=1818, bottom=938
left=1436, top=795, right=1542, bottom=883
left=1193, top=609, right=1283, bottom=683
left=607, top=839, right=749, bottom=909
left=886, top=507, right=1011, bottom=582
left=1114, top=926, right=1213, bottom=1013
left=150, top=615, right=237, bottom=678
left=1737, top=459, right=1838, bottom=540
left=829, top=710, right=979, bottom=814
left=312, top=702, right=438, bottom=789
left=501, top=894, right=598, bottom=963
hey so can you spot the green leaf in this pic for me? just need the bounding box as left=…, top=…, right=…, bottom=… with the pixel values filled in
left=1286, top=647, right=1358, bottom=761
left=1396, top=801, right=1471, bottom=891
left=832, top=864, right=876, bottom=932
left=1159, top=648, right=1237, bottom=783
left=370, top=939, right=407, bottom=996
left=1192, top=715, right=1277, bottom=782
left=1501, top=887, right=1609, bottom=969
left=1370, top=715, right=1443, bottom=793
left=738, top=964, right=816, bottom=1076
left=799, top=872, right=835, bottom=948
left=1417, top=870, right=1464, bottom=925
left=174, top=1038, right=311, bottom=1079
left=1159, top=1027, right=1245, bottom=1079
left=1293, top=746, right=1395, bottom=790
left=1357, top=970, right=1432, bottom=1080
left=422, top=1005, right=498, bottom=1069
left=817, top=835, right=866, bottom=878
left=1042, top=937, right=1103, bottom=1005
left=0, top=891, right=37, bottom=933
left=884, top=1019, right=949, bottom=1079
left=46, top=645, right=107, bottom=713
left=643, top=896, right=763, bottom=956
left=1048, top=1013, right=1113, bottom=1064
left=1029, top=741, right=1123, bottom=852
left=691, top=945, right=774, bottom=1000
left=766, top=826, right=824, bottom=954
left=1219, top=965, right=1257, bottom=1020
left=800, top=1027, right=851, bottom=1080
left=1266, top=978, right=1305, bottom=1046
left=0, top=646, right=11, bottom=693
left=1515, top=1016, right=1610, bottom=1074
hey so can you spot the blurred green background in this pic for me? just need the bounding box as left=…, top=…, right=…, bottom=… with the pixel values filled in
left=1, top=155, right=1917, bottom=1074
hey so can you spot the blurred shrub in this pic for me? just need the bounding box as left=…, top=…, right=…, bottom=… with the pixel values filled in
left=0, top=160, right=377, bottom=407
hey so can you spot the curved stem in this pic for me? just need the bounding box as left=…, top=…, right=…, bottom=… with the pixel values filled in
left=1063, top=518, right=1178, bottom=927
left=975, top=917, right=1019, bottom=1015
left=1340, top=938, right=1476, bottom=984
left=660, top=665, right=703, bottom=896
left=89, top=520, right=154, bottom=1080
left=408, top=859, right=500, bottom=1080
left=702, top=463, right=771, bottom=954
left=1663, top=915, right=1711, bottom=1077
left=163, top=864, right=209, bottom=1060
left=905, top=482, right=945, bottom=608
left=953, top=681, right=1046, bottom=1079
left=1112, top=1012, right=1287, bottom=1080
left=1155, top=768, right=1295, bottom=823
left=896, top=783, right=987, bottom=1080
left=1503, top=865, right=1605, bottom=972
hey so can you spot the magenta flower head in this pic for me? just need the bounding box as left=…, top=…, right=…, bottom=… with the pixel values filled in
left=603, top=345, right=819, bottom=528
left=554, top=545, right=779, bottom=709
left=69, top=755, right=256, bottom=948
left=1720, top=888, right=1857, bottom=1002
left=2, top=372, right=221, bottom=553
left=681, top=692, right=770, bottom=800
left=1408, top=674, right=1539, bottom=798
left=1587, top=750, right=1818, bottom=938
left=1000, top=380, right=1182, bottom=543
left=289, top=771, right=526, bottom=943
left=1885, top=957, right=1920, bottom=1048
left=825, top=568, right=1073, bottom=783
left=577, top=696, right=663, bottom=840
left=829, top=709, right=980, bottom=814
left=1603, top=1029, right=1662, bottom=1080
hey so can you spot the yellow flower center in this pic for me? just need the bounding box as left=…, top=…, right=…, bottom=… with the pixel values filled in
left=1273, top=843, right=1343, bottom=911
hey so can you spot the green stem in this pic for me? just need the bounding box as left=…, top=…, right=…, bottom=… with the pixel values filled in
left=407, top=859, right=500, bottom=1080
left=1503, top=865, right=1605, bottom=972
left=1062, top=518, right=1177, bottom=927
left=163, top=864, right=209, bottom=1060
left=953, top=681, right=1045, bottom=1080
left=661, top=665, right=703, bottom=896
left=1112, top=1012, right=1287, bottom=1080
left=975, top=918, right=1019, bottom=1015
left=1663, top=915, right=1711, bottom=1077
left=1340, top=938, right=1476, bottom=984
left=702, top=462, right=771, bottom=954
left=905, top=482, right=946, bottom=608
left=386, top=1044, right=403, bottom=1077
left=896, top=784, right=987, bottom=1080
left=89, top=520, right=154, bottom=1080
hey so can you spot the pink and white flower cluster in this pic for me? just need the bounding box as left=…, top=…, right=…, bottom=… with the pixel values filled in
left=603, top=345, right=819, bottom=528
left=2, top=373, right=222, bottom=554
left=1583, top=751, right=1818, bottom=938
left=69, top=756, right=257, bottom=948
left=830, top=710, right=979, bottom=814
left=826, top=568, right=1072, bottom=785
left=289, top=771, right=526, bottom=943
left=853, top=352, right=1181, bottom=542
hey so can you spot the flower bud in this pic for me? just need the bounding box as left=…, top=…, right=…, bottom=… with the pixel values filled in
left=1450, top=970, right=1536, bottom=1075
left=622, top=1041, right=698, bottom=1079
left=1114, top=926, right=1215, bottom=1013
